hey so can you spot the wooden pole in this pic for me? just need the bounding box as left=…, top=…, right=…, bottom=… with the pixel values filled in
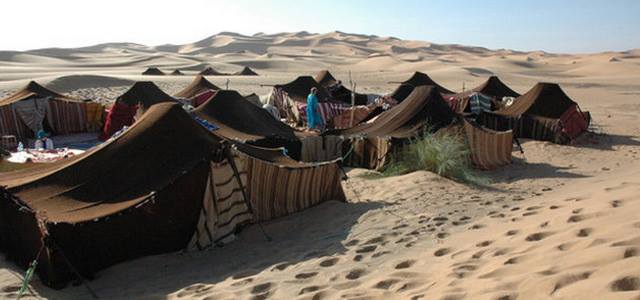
left=349, top=71, right=356, bottom=127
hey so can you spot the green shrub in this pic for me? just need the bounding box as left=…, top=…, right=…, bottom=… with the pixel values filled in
left=381, top=131, right=488, bottom=185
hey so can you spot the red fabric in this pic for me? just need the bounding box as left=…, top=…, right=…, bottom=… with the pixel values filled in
left=559, top=105, right=588, bottom=140
left=444, top=96, right=459, bottom=111
left=99, top=102, right=138, bottom=140
left=191, top=90, right=217, bottom=108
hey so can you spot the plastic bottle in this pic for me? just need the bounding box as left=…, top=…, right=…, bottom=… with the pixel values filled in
left=17, top=142, right=24, bottom=152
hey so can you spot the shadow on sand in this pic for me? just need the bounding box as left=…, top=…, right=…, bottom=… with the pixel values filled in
left=571, top=132, right=640, bottom=151
left=20, top=200, right=383, bottom=299
left=487, top=157, right=589, bottom=183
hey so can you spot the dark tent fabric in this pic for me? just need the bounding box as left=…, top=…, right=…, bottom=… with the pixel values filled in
left=100, top=81, right=177, bottom=140
left=496, top=82, right=577, bottom=119
left=234, top=67, right=258, bottom=76
left=116, top=81, right=177, bottom=109
left=468, top=76, right=520, bottom=99
left=274, top=76, right=331, bottom=102
left=335, top=86, right=455, bottom=170
left=0, top=103, right=221, bottom=288
left=0, top=81, right=81, bottom=106
left=314, top=70, right=337, bottom=87
left=193, top=90, right=302, bottom=159
left=174, top=75, right=221, bottom=99
left=314, top=70, right=368, bottom=105
left=391, top=72, right=455, bottom=102
left=337, top=86, right=455, bottom=138
left=200, top=67, right=223, bottom=76
left=141, top=67, right=165, bottom=75
left=491, top=83, right=588, bottom=143
left=171, top=70, right=185, bottom=76
left=0, top=81, right=97, bottom=141
left=447, top=76, right=520, bottom=113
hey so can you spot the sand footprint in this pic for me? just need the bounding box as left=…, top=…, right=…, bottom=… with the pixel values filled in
left=395, top=260, right=416, bottom=269
left=610, top=276, right=640, bottom=292
left=298, top=285, right=326, bottom=295
left=374, top=278, right=401, bottom=290
left=525, top=231, right=554, bottom=241
left=476, top=240, right=493, bottom=247
left=319, top=257, right=339, bottom=267
left=434, top=247, right=453, bottom=257
left=356, top=245, right=377, bottom=253
left=624, top=247, right=638, bottom=258
left=577, top=228, right=593, bottom=237
left=250, top=282, right=273, bottom=300
left=345, top=268, right=367, bottom=280
left=505, top=230, right=519, bottom=236
left=296, top=272, right=318, bottom=279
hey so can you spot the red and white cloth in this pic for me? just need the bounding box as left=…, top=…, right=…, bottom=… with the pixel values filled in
left=295, top=102, right=351, bottom=126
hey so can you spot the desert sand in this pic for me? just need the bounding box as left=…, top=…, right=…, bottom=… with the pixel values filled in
left=1, top=31, right=639, bottom=299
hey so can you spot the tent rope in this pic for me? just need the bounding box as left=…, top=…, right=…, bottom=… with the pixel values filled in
left=17, top=244, right=44, bottom=299
left=49, top=239, right=99, bottom=299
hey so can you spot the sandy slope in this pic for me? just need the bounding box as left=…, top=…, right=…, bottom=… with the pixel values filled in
left=1, top=32, right=640, bottom=299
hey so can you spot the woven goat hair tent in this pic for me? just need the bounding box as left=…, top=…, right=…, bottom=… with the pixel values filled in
left=337, top=86, right=455, bottom=170
left=100, top=81, right=177, bottom=140
left=0, top=103, right=222, bottom=288
left=141, top=67, right=165, bottom=75
left=234, top=66, right=258, bottom=76
left=0, top=81, right=102, bottom=142
left=200, top=67, right=223, bottom=76
left=493, top=82, right=589, bottom=143
left=392, top=72, right=455, bottom=103
left=193, top=90, right=302, bottom=159
left=446, top=76, right=520, bottom=113
left=174, top=75, right=221, bottom=99
left=0, top=102, right=346, bottom=288
left=314, top=70, right=368, bottom=105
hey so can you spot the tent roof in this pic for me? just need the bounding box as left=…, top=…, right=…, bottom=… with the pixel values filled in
left=314, top=70, right=337, bottom=87
left=0, top=81, right=83, bottom=106
left=174, top=75, right=221, bottom=98
left=142, top=67, right=165, bottom=75
left=234, top=66, right=258, bottom=76
left=402, top=72, right=454, bottom=94
left=117, top=81, right=177, bottom=108
left=496, top=82, right=577, bottom=118
left=451, top=76, right=520, bottom=99
left=0, top=102, right=221, bottom=224
left=313, top=70, right=368, bottom=105
left=337, top=85, right=455, bottom=138
left=390, top=72, right=455, bottom=102
left=171, top=70, right=184, bottom=75
left=194, top=90, right=298, bottom=142
left=200, top=67, right=222, bottom=75
left=275, top=76, right=331, bottom=102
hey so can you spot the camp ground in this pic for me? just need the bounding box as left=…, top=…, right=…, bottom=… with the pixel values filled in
left=0, top=69, right=596, bottom=291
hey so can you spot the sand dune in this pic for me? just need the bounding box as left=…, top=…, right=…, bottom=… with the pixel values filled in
left=1, top=31, right=640, bottom=299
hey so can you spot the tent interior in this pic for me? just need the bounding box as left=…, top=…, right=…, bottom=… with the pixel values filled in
left=0, top=81, right=103, bottom=147
left=100, top=81, right=177, bottom=140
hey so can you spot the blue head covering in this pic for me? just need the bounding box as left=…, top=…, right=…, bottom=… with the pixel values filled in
left=36, top=130, right=48, bottom=139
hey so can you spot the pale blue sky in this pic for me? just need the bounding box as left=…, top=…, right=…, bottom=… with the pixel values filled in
left=1, top=0, right=638, bottom=53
